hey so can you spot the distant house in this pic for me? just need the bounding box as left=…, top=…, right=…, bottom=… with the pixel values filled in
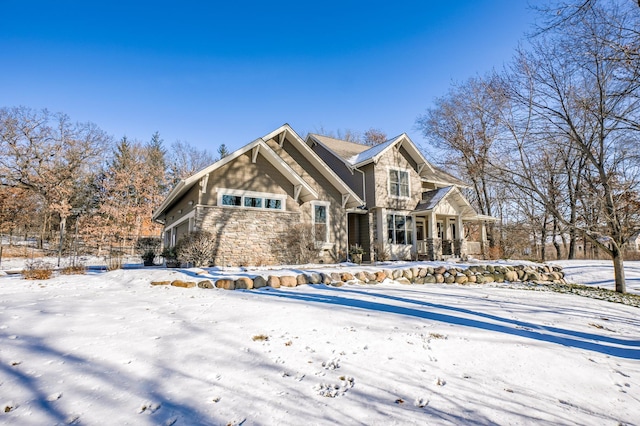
left=626, top=232, right=640, bottom=252
left=152, top=124, right=496, bottom=265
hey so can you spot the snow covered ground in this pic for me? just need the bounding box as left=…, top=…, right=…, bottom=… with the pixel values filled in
left=1, top=260, right=639, bottom=425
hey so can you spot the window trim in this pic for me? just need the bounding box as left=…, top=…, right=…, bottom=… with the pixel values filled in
left=311, top=200, right=331, bottom=248
left=216, top=188, right=286, bottom=211
left=387, top=167, right=411, bottom=199
left=386, top=211, right=413, bottom=246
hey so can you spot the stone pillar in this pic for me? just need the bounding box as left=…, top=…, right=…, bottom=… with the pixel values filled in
left=480, top=221, right=488, bottom=258
left=454, top=239, right=466, bottom=257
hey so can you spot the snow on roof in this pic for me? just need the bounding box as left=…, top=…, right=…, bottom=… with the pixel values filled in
left=347, top=136, right=400, bottom=165
left=413, top=186, right=454, bottom=211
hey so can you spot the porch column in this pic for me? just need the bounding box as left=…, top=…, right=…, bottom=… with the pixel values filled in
left=411, top=215, right=417, bottom=253
left=455, top=215, right=465, bottom=257
left=427, top=211, right=436, bottom=238
left=426, top=211, right=438, bottom=261
left=480, top=221, right=488, bottom=258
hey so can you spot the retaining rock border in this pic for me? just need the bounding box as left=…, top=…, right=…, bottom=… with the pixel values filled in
left=152, top=264, right=566, bottom=291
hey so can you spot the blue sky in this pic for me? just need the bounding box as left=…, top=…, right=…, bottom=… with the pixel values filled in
left=1, top=1, right=537, bottom=153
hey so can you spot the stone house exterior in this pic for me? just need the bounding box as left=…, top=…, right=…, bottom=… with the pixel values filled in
left=306, top=133, right=496, bottom=261
left=152, top=125, right=363, bottom=266
left=153, top=124, right=495, bottom=265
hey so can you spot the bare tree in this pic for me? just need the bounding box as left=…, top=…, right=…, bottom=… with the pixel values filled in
left=362, top=128, right=387, bottom=146
left=0, top=107, right=110, bottom=261
left=492, top=0, right=640, bottom=292
left=416, top=76, right=505, bottom=250
left=167, top=140, right=216, bottom=184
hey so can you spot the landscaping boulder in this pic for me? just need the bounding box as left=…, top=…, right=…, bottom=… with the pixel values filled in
left=455, top=275, right=468, bottom=284
left=434, top=266, right=447, bottom=275
left=267, top=276, right=281, bottom=288
left=150, top=280, right=171, bottom=286
left=424, top=275, right=436, bottom=284
left=197, top=280, right=214, bottom=289
left=308, top=273, right=322, bottom=284
left=296, top=274, right=308, bottom=285
left=215, top=279, right=235, bottom=290
left=504, top=271, right=519, bottom=282
left=280, top=275, right=298, bottom=287
left=402, top=269, right=413, bottom=280
left=253, top=276, right=268, bottom=289
left=235, top=277, right=254, bottom=290
left=171, top=280, right=196, bottom=288
left=341, top=272, right=355, bottom=282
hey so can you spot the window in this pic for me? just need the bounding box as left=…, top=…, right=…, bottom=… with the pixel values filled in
left=389, top=169, right=409, bottom=198
left=217, top=189, right=285, bottom=211
left=244, top=196, right=262, bottom=208
left=312, top=202, right=329, bottom=243
left=222, top=195, right=241, bottom=206
left=387, top=213, right=413, bottom=245
left=265, top=198, right=282, bottom=209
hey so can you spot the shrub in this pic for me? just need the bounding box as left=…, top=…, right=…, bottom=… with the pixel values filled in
left=161, top=246, right=178, bottom=260
left=61, top=263, right=86, bottom=275
left=278, top=224, right=320, bottom=264
left=372, top=241, right=390, bottom=262
left=22, top=260, right=54, bottom=280
left=106, top=254, right=123, bottom=271
left=486, top=245, right=503, bottom=260
left=175, top=231, right=217, bottom=267
left=137, top=237, right=161, bottom=266
left=136, top=237, right=162, bottom=253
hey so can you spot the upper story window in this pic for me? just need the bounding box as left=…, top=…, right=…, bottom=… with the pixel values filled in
left=218, top=189, right=285, bottom=211
left=389, top=169, right=410, bottom=198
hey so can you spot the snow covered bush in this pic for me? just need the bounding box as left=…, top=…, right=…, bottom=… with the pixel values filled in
left=175, top=231, right=216, bottom=267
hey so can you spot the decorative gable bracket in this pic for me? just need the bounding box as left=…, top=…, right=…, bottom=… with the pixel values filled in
left=341, top=193, right=350, bottom=208
left=294, top=184, right=302, bottom=202
left=200, top=174, right=209, bottom=193
left=252, top=145, right=260, bottom=163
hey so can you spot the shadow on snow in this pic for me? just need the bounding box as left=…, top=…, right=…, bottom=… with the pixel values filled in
left=255, top=285, right=640, bottom=360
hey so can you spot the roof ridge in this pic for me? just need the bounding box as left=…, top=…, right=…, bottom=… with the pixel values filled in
left=309, top=133, right=367, bottom=147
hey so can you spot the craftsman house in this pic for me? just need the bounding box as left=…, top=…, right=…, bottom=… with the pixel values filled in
left=153, top=124, right=495, bottom=265
left=307, top=133, right=496, bottom=261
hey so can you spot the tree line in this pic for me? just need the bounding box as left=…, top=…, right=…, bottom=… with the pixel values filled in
left=417, top=0, right=640, bottom=292
left=0, top=106, right=228, bottom=259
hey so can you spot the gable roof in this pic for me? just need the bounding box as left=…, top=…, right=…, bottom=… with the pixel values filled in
left=153, top=124, right=364, bottom=221
left=307, top=133, right=469, bottom=188
left=413, top=186, right=499, bottom=222
left=413, top=186, right=477, bottom=219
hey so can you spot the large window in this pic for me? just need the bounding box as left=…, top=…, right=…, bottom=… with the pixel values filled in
left=387, top=213, right=413, bottom=245
left=218, top=189, right=285, bottom=211
left=312, top=202, right=329, bottom=244
left=389, top=169, right=410, bottom=198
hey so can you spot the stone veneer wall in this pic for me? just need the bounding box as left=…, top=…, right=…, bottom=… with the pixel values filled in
left=199, top=207, right=301, bottom=266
